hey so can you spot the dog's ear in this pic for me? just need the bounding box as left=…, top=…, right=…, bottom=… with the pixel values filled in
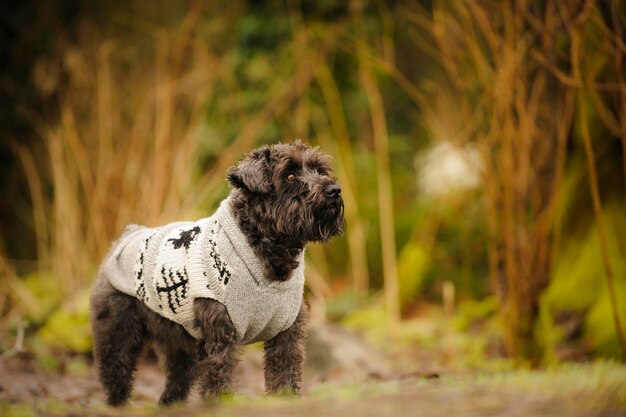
left=227, top=146, right=272, bottom=194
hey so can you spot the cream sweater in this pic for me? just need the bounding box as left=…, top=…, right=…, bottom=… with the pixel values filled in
left=100, top=198, right=305, bottom=344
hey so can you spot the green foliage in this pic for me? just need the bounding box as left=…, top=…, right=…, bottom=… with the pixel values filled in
left=37, top=290, right=92, bottom=354
left=586, top=281, right=626, bottom=357
left=65, top=356, right=90, bottom=376
left=548, top=225, right=606, bottom=310
left=397, top=241, right=431, bottom=306
left=453, top=297, right=499, bottom=332
left=325, top=292, right=369, bottom=321
left=308, top=380, right=399, bottom=401
left=341, top=297, right=515, bottom=372
left=21, top=272, right=64, bottom=323
left=449, top=299, right=516, bottom=371
left=342, top=302, right=389, bottom=335
left=0, top=403, right=38, bottom=417
left=545, top=204, right=626, bottom=358
left=36, top=353, right=61, bottom=373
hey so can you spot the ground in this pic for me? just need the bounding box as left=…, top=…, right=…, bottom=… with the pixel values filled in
left=1, top=324, right=625, bottom=417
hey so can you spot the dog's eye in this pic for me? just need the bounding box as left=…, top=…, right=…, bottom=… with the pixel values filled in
left=286, top=174, right=296, bottom=182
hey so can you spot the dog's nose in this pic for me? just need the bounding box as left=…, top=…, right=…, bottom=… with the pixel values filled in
left=324, top=184, right=341, bottom=198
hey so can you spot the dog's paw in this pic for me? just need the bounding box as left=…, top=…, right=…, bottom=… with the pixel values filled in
left=267, top=385, right=300, bottom=397
left=159, top=391, right=188, bottom=407
left=202, top=391, right=235, bottom=404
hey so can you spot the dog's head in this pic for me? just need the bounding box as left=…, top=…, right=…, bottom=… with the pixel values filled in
left=227, top=140, right=345, bottom=243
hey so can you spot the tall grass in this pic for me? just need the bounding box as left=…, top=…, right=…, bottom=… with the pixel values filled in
left=360, top=60, right=400, bottom=328
left=13, top=20, right=217, bottom=299
left=395, top=0, right=626, bottom=361
left=2, top=3, right=389, bottom=335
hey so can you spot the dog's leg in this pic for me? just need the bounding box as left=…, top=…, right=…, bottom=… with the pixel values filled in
left=193, top=298, right=239, bottom=399
left=159, top=345, right=196, bottom=405
left=91, top=289, right=147, bottom=406
left=264, top=302, right=308, bottom=395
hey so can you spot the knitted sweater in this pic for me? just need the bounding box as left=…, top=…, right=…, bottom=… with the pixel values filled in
left=100, top=198, right=305, bottom=344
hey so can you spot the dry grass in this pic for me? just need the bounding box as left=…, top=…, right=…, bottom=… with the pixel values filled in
left=0, top=3, right=390, bottom=336
left=391, top=0, right=626, bottom=361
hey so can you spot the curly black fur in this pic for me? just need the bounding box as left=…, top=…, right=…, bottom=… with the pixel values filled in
left=90, top=141, right=344, bottom=406
left=264, top=303, right=309, bottom=394
left=91, top=282, right=148, bottom=406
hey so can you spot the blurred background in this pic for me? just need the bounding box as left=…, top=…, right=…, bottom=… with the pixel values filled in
left=0, top=0, right=625, bottom=393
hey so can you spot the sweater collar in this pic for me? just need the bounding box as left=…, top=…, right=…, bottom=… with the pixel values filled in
left=214, top=197, right=305, bottom=287
left=214, top=197, right=270, bottom=287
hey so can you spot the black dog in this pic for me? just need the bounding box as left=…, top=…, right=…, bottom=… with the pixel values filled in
left=90, top=141, right=344, bottom=406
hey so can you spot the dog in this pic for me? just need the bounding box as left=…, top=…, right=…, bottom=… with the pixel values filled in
left=90, top=140, right=345, bottom=406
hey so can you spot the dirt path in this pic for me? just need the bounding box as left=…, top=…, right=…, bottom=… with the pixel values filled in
left=1, top=350, right=625, bottom=417
left=1, top=323, right=624, bottom=416
left=0, top=348, right=267, bottom=406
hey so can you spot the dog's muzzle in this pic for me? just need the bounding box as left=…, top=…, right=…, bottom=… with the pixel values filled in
left=324, top=184, right=341, bottom=199
left=322, top=183, right=343, bottom=213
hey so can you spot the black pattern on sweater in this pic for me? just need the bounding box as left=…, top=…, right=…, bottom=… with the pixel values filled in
left=157, top=265, right=189, bottom=314
left=167, top=226, right=201, bottom=250
left=207, top=220, right=231, bottom=285
left=135, top=235, right=153, bottom=302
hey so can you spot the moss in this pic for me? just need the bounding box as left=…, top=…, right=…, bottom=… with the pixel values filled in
left=585, top=281, right=626, bottom=358
left=308, top=380, right=399, bottom=401
left=66, top=356, right=90, bottom=376
left=341, top=302, right=388, bottom=333
left=37, top=289, right=92, bottom=354
left=21, top=272, right=64, bottom=323
left=544, top=204, right=626, bottom=358
left=0, top=403, right=38, bottom=417
left=545, top=229, right=605, bottom=312
left=453, top=296, right=498, bottom=332
left=534, top=300, right=560, bottom=366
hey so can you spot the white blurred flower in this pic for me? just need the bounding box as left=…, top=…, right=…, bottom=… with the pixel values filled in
left=416, top=141, right=483, bottom=198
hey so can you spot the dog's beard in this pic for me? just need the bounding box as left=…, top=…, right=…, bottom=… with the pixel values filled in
left=311, top=198, right=345, bottom=242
